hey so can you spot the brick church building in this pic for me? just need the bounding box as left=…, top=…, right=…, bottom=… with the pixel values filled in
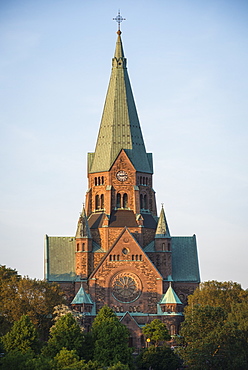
left=44, top=23, right=200, bottom=348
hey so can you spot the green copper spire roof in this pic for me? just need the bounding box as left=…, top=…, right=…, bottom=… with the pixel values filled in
left=88, top=31, right=153, bottom=174
left=75, top=206, right=92, bottom=238
left=71, top=285, right=93, bottom=305
left=160, top=284, right=182, bottom=305
left=155, top=206, right=170, bottom=238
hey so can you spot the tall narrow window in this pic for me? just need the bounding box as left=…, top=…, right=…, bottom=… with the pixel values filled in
left=123, top=193, right=128, bottom=208
left=94, top=177, right=97, bottom=186
left=117, top=193, right=121, bottom=208
left=96, top=195, right=100, bottom=210
left=101, top=176, right=104, bottom=185
left=144, top=194, right=148, bottom=209
left=100, top=194, right=104, bottom=209
left=98, top=177, right=100, bottom=185
left=140, top=194, right=143, bottom=209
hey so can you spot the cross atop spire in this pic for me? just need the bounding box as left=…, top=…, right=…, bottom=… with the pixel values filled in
left=113, top=10, right=126, bottom=34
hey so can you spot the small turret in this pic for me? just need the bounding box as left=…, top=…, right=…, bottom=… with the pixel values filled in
left=155, top=205, right=171, bottom=251
left=75, top=206, right=92, bottom=278
left=71, top=284, right=94, bottom=314
left=159, top=283, right=183, bottom=313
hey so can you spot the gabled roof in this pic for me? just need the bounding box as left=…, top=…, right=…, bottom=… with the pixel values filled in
left=155, top=206, right=170, bottom=238
left=89, top=227, right=163, bottom=280
left=160, top=284, right=182, bottom=305
left=143, top=235, right=200, bottom=283
left=71, top=285, right=93, bottom=305
left=88, top=32, right=152, bottom=174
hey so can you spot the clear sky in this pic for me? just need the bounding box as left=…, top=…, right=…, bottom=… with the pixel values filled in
left=1, top=0, right=248, bottom=289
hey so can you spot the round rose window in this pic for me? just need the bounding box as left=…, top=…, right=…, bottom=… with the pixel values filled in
left=112, top=272, right=141, bottom=303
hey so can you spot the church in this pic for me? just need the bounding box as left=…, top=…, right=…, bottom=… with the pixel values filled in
left=44, top=18, right=200, bottom=348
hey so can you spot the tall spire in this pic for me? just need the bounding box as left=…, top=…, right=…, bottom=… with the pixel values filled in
left=155, top=205, right=170, bottom=238
left=88, top=22, right=153, bottom=174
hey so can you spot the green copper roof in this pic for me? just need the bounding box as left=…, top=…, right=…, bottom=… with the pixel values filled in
left=160, top=284, right=182, bottom=305
left=71, top=285, right=93, bottom=305
left=88, top=32, right=153, bottom=174
left=143, top=235, right=200, bottom=283
left=155, top=206, right=170, bottom=238
left=75, top=207, right=92, bottom=239
left=44, top=236, right=76, bottom=282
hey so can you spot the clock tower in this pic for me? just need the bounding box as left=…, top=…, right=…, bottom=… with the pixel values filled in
left=45, top=19, right=200, bottom=348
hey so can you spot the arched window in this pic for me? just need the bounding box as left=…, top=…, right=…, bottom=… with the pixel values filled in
left=123, top=193, right=128, bottom=208
left=76, top=243, right=80, bottom=252
left=95, top=195, right=100, bottom=210
left=98, top=176, right=100, bottom=185
left=82, top=243, right=85, bottom=251
left=109, top=255, right=112, bottom=261
left=117, top=193, right=121, bottom=208
left=168, top=242, right=171, bottom=251
left=140, top=255, right=142, bottom=261
left=140, top=194, right=143, bottom=209
left=94, top=177, right=97, bottom=186
left=170, top=325, right=176, bottom=336
left=117, top=255, right=120, bottom=261
left=136, top=255, right=138, bottom=261
left=101, top=176, right=104, bottom=185
left=132, top=255, right=134, bottom=261
left=100, top=194, right=104, bottom=209
left=144, top=194, right=148, bottom=209
left=146, top=177, right=148, bottom=186
left=162, top=243, right=165, bottom=251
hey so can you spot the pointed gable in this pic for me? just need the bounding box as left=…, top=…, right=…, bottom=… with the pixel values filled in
left=89, top=227, right=163, bottom=281
left=88, top=32, right=152, bottom=174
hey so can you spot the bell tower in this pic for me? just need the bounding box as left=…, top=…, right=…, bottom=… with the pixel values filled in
left=85, top=27, right=157, bottom=232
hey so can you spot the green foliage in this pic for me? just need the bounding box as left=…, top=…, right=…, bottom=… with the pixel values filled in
left=51, top=347, right=85, bottom=370
left=178, top=281, right=248, bottom=369
left=107, top=361, right=129, bottom=370
left=92, top=306, right=132, bottom=367
left=136, top=345, right=181, bottom=370
left=2, top=315, right=40, bottom=354
left=91, top=305, right=117, bottom=330
left=142, top=319, right=171, bottom=346
left=43, top=313, right=85, bottom=358
left=0, top=265, right=65, bottom=339
left=187, top=280, right=248, bottom=313
left=0, top=349, right=35, bottom=370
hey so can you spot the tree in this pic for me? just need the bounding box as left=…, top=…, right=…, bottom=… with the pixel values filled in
left=51, top=348, right=85, bottom=370
left=186, top=280, right=248, bottom=313
left=142, top=319, right=171, bottom=347
left=177, top=304, right=248, bottom=369
left=2, top=315, right=40, bottom=354
left=91, top=306, right=132, bottom=367
left=0, top=266, right=65, bottom=339
left=43, top=313, right=85, bottom=358
left=136, top=345, right=181, bottom=370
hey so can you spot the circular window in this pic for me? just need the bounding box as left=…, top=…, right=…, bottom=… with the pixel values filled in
left=112, top=272, right=141, bottom=303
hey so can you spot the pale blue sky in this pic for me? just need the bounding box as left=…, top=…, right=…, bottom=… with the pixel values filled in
left=1, top=0, right=248, bottom=288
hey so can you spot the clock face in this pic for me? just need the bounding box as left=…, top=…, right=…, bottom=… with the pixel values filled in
left=116, top=170, right=128, bottom=182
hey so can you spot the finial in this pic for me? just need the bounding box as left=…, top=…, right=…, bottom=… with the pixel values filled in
left=113, top=10, right=126, bottom=34
left=161, top=203, right=164, bottom=208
